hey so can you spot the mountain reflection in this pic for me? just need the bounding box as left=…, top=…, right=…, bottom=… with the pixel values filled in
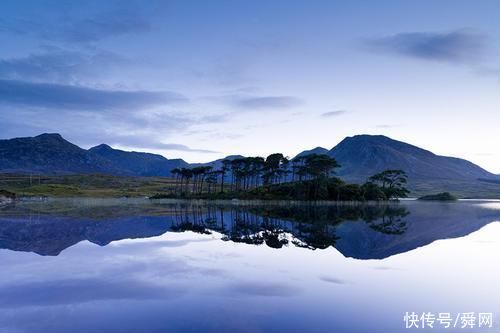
left=0, top=199, right=499, bottom=259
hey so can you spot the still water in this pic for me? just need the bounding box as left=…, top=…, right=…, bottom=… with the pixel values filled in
left=1, top=199, right=499, bottom=333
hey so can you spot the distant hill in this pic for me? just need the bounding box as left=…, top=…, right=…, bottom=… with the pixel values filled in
left=189, top=154, right=245, bottom=170
left=328, top=135, right=497, bottom=182
left=0, top=134, right=187, bottom=176
left=0, top=134, right=119, bottom=174
left=291, top=135, right=500, bottom=198
left=89, top=144, right=187, bottom=177
left=293, top=147, right=329, bottom=159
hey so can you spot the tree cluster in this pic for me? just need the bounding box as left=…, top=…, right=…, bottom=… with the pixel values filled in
left=170, top=153, right=340, bottom=195
left=167, top=154, right=409, bottom=201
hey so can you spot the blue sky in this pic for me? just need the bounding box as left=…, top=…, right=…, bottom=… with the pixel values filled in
left=0, top=0, right=499, bottom=172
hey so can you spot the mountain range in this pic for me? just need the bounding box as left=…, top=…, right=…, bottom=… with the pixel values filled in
left=0, top=133, right=499, bottom=197
left=0, top=133, right=187, bottom=177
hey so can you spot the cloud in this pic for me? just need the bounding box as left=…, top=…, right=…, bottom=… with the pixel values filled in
left=0, top=49, right=125, bottom=83
left=116, top=138, right=220, bottom=153
left=58, top=14, right=150, bottom=43
left=375, top=124, right=398, bottom=129
left=321, top=110, right=347, bottom=117
left=0, top=2, right=155, bottom=43
left=367, top=30, right=485, bottom=63
left=150, top=143, right=219, bottom=154
left=233, top=96, right=303, bottom=110
left=0, top=79, right=187, bottom=111
left=72, top=133, right=219, bottom=154
left=0, top=93, right=224, bottom=156
left=474, top=66, right=500, bottom=82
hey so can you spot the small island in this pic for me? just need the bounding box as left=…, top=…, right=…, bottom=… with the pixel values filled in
left=418, top=192, right=457, bottom=201
left=152, top=154, right=411, bottom=202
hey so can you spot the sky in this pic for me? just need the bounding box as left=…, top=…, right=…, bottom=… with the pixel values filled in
left=0, top=0, right=499, bottom=173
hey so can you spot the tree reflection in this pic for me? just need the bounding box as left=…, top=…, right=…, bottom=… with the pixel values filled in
left=169, top=203, right=410, bottom=250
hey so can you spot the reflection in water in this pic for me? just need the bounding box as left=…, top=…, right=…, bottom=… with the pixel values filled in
left=1, top=199, right=500, bottom=333
left=0, top=200, right=409, bottom=255
left=1, top=199, right=499, bottom=259
left=169, top=204, right=410, bottom=250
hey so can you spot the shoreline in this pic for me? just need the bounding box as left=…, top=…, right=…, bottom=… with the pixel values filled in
left=14, top=196, right=500, bottom=205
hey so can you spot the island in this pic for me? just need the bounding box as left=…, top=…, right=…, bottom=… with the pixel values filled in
left=152, top=154, right=410, bottom=201
left=418, top=192, right=457, bottom=201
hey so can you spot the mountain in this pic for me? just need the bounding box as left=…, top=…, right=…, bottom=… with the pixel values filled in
left=290, top=135, right=500, bottom=197
left=293, top=147, right=329, bottom=159
left=0, top=134, right=187, bottom=176
left=0, top=134, right=120, bottom=174
left=328, top=135, right=497, bottom=182
left=89, top=144, right=187, bottom=177
left=190, top=154, right=245, bottom=170
left=1, top=133, right=499, bottom=197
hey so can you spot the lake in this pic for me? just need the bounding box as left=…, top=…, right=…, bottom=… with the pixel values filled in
left=1, top=199, right=499, bottom=332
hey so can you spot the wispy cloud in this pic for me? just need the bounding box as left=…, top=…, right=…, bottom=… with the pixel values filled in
left=0, top=79, right=186, bottom=111
left=103, top=135, right=220, bottom=154
left=367, top=30, right=485, bottom=63
left=58, top=14, right=150, bottom=43
left=232, top=96, right=303, bottom=110
left=0, top=2, right=155, bottom=43
left=0, top=49, right=125, bottom=83
left=143, top=142, right=219, bottom=154
left=375, top=124, right=399, bottom=129
left=321, top=110, right=347, bottom=117
left=319, top=276, right=346, bottom=284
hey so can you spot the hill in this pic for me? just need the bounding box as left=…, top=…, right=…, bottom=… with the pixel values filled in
left=328, top=135, right=496, bottom=182
left=294, top=147, right=329, bottom=159
left=0, top=134, right=187, bottom=176
left=0, top=134, right=120, bottom=174
left=89, top=144, right=187, bottom=177
left=324, top=135, right=499, bottom=197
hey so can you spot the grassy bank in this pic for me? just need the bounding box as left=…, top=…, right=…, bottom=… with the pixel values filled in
left=0, top=174, right=177, bottom=198
left=2, top=173, right=499, bottom=199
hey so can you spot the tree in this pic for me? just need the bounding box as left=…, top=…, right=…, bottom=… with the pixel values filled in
left=220, top=159, right=231, bottom=193
left=293, top=156, right=308, bottom=181
left=230, top=158, right=245, bottom=191
left=361, top=182, right=387, bottom=201
left=205, top=171, right=219, bottom=193
left=303, top=154, right=340, bottom=180
left=170, top=168, right=181, bottom=193
left=368, top=169, right=409, bottom=199
left=179, top=168, right=193, bottom=193
left=190, top=166, right=212, bottom=194
left=263, top=153, right=289, bottom=185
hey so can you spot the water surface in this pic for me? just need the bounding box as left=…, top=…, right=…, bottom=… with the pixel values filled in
left=1, top=199, right=499, bottom=332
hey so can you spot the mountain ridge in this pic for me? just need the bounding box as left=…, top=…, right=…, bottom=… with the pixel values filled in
left=0, top=133, right=498, bottom=193
left=326, top=135, right=496, bottom=182
left=88, top=143, right=187, bottom=177
left=0, top=133, right=188, bottom=177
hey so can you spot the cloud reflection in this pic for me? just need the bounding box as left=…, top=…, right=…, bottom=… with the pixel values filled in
left=0, top=278, right=186, bottom=308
